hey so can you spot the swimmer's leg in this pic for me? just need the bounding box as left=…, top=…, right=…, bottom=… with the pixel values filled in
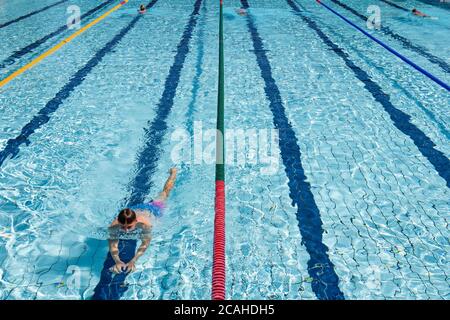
left=155, top=168, right=177, bottom=202
left=130, top=169, right=177, bottom=217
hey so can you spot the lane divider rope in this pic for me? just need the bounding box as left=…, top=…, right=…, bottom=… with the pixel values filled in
left=316, top=0, right=449, bottom=92
left=212, top=0, right=226, bottom=301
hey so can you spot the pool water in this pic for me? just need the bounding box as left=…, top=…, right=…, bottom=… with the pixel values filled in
left=0, top=0, right=448, bottom=300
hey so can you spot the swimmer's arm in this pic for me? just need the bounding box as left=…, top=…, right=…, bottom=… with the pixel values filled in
left=130, top=227, right=152, bottom=263
left=108, top=226, right=122, bottom=264
left=109, top=239, right=122, bottom=263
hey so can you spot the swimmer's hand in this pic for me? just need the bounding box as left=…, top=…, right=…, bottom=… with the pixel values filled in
left=111, top=261, right=126, bottom=274
left=124, top=260, right=136, bottom=273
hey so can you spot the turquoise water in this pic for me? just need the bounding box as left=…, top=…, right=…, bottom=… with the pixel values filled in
left=0, top=0, right=448, bottom=300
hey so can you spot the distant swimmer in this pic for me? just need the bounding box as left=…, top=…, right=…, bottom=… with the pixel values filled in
left=138, top=4, right=147, bottom=14
left=108, top=167, right=177, bottom=274
left=411, top=8, right=430, bottom=18
left=235, top=8, right=247, bottom=16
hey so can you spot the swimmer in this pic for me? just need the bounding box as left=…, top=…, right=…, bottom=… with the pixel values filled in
left=411, top=8, right=429, bottom=17
left=235, top=8, right=247, bottom=16
left=108, top=167, right=177, bottom=274
left=138, top=4, right=146, bottom=14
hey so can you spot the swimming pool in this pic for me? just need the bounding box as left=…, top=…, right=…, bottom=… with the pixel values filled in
left=0, top=0, right=448, bottom=300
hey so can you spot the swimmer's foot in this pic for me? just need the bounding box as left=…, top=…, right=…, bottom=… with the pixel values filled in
left=169, top=167, right=177, bottom=177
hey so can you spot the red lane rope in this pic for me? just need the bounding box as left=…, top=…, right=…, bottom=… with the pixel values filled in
left=212, top=180, right=226, bottom=300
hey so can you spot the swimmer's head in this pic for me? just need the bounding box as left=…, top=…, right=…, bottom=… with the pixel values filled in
left=140, top=4, right=145, bottom=11
left=118, top=208, right=137, bottom=232
left=412, top=8, right=417, bottom=12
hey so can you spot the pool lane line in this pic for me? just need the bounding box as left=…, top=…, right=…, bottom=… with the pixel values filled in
left=328, top=0, right=450, bottom=73
left=287, top=0, right=450, bottom=187
left=324, top=0, right=450, bottom=140
left=316, top=0, right=449, bottom=92
left=0, top=0, right=116, bottom=70
left=290, top=0, right=448, bottom=296
left=414, top=0, right=450, bottom=11
left=152, top=2, right=208, bottom=300
left=0, top=0, right=69, bottom=29
left=153, top=0, right=207, bottom=299
left=0, top=0, right=149, bottom=169
left=212, top=0, right=226, bottom=301
left=316, top=1, right=449, bottom=92
left=185, top=0, right=207, bottom=136
left=0, top=0, right=129, bottom=88
left=382, top=0, right=450, bottom=12
left=241, top=0, right=345, bottom=300
left=92, top=0, right=203, bottom=300
left=379, top=0, right=410, bottom=12
left=125, top=0, right=202, bottom=207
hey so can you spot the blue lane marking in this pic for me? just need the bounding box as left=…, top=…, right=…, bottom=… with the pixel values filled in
left=329, top=0, right=450, bottom=73
left=156, top=0, right=207, bottom=300
left=320, top=1, right=450, bottom=139
left=347, top=39, right=450, bottom=140
left=0, top=9, right=148, bottom=168
left=413, top=0, right=450, bottom=11
left=185, top=0, right=207, bottom=137
left=125, top=0, right=202, bottom=206
left=92, top=0, right=203, bottom=300
left=0, top=0, right=69, bottom=29
left=241, top=0, right=345, bottom=300
left=318, top=1, right=449, bottom=92
left=145, top=1, right=159, bottom=10
left=0, top=0, right=116, bottom=70
left=379, top=0, right=410, bottom=12
left=381, top=0, right=450, bottom=12
left=286, top=0, right=450, bottom=188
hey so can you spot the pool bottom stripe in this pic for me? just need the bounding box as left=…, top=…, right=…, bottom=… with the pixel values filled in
left=0, top=1, right=145, bottom=168
left=126, top=0, right=203, bottom=207
left=0, top=0, right=130, bottom=88
left=328, top=0, right=449, bottom=73
left=414, top=0, right=450, bottom=11
left=0, top=0, right=117, bottom=70
left=0, top=0, right=69, bottom=29
left=93, top=0, right=203, bottom=300
left=298, top=0, right=450, bottom=187
left=379, top=0, right=410, bottom=12
left=185, top=0, right=207, bottom=136
left=316, top=0, right=449, bottom=92
left=242, top=0, right=345, bottom=300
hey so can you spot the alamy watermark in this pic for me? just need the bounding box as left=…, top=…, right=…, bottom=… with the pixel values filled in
left=66, top=5, right=81, bottom=30
left=367, top=5, right=381, bottom=30
left=65, top=265, right=81, bottom=289
left=170, top=121, right=280, bottom=175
